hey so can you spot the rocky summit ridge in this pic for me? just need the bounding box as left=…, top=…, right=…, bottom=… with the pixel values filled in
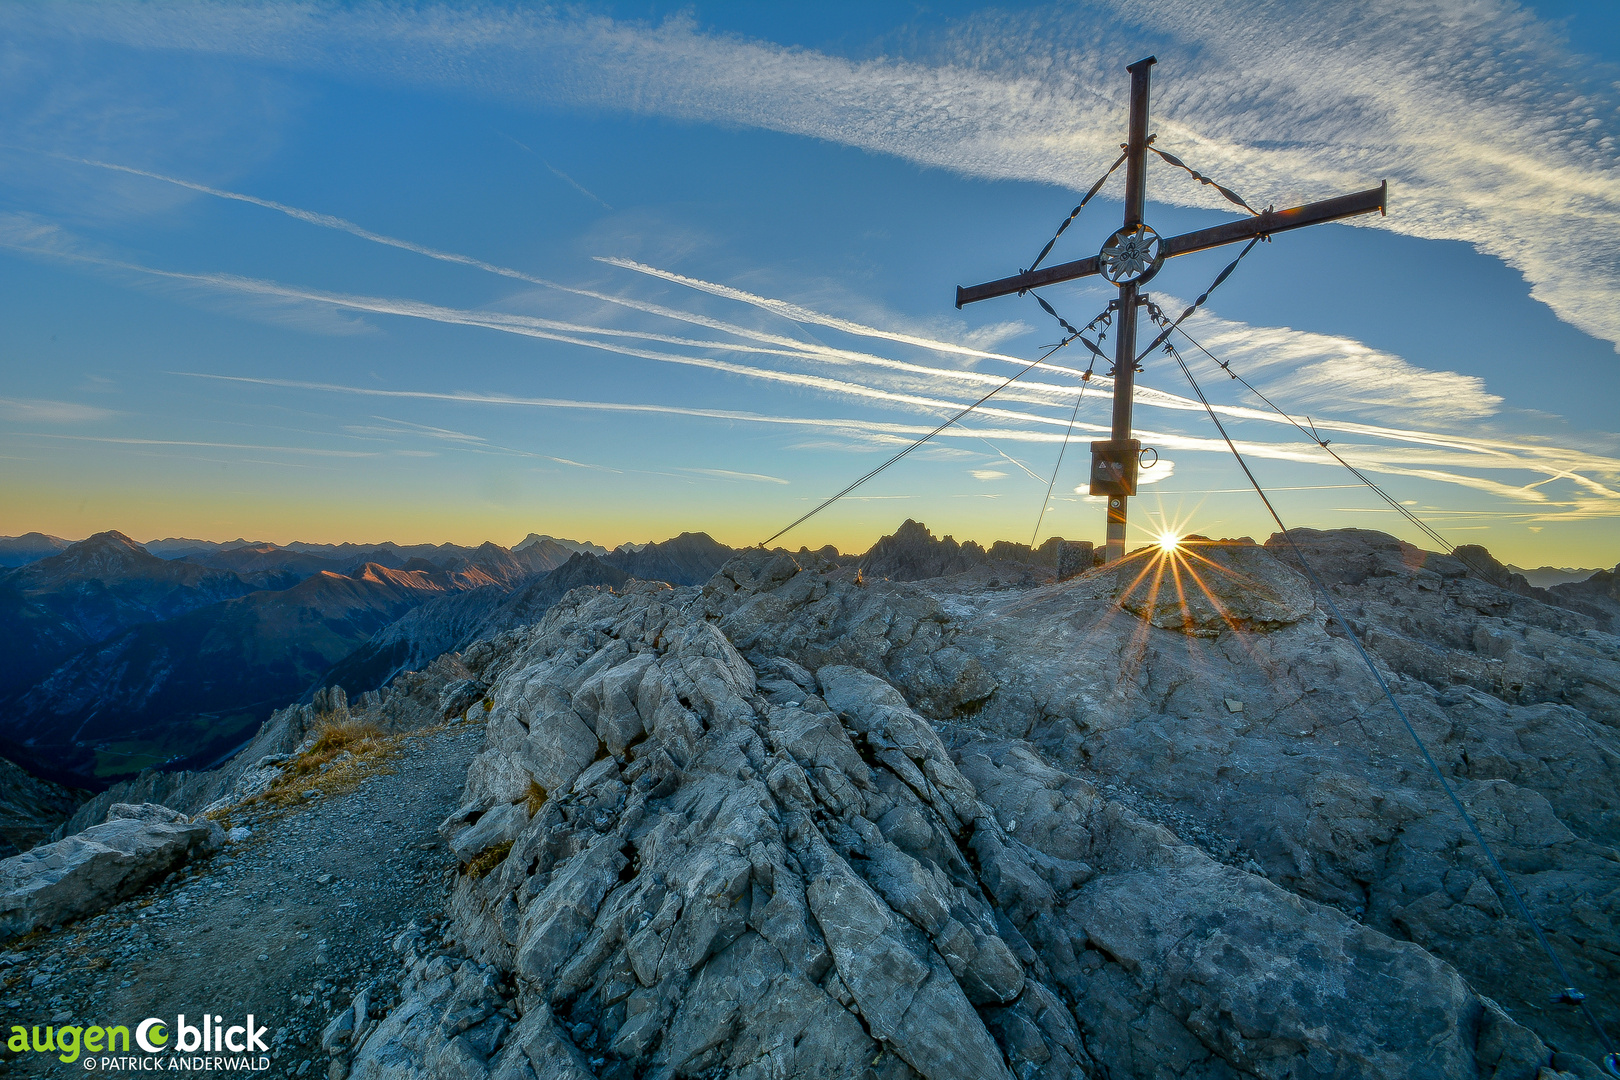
left=1, top=525, right=1616, bottom=1079
left=329, top=535, right=1616, bottom=1079
left=0, top=530, right=737, bottom=787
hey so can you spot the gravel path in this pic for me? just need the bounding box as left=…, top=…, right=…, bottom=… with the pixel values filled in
left=0, top=722, right=484, bottom=1077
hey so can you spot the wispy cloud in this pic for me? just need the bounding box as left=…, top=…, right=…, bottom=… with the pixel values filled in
left=0, top=211, right=375, bottom=336
left=39, top=157, right=1085, bottom=378
left=1173, top=310, right=1504, bottom=424
left=168, top=370, right=1620, bottom=523
left=492, top=130, right=613, bottom=210
left=1135, top=459, right=1175, bottom=486
left=14, top=1, right=1615, bottom=349
left=40, top=153, right=1516, bottom=449
left=677, top=467, right=789, bottom=485
left=0, top=396, right=115, bottom=423
left=545, top=456, right=622, bottom=473
left=0, top=12, right=290, bottom=223
left=7, top=202, right=1515, bottom=462
left=544, top=162, right=610, bottom=210
left=341, top=415, right=625, bottom=472
left=16, top=432, right=378, bottom=457
left=8, top=202, right=1614, bottom=523
left=348, top=416, right=489, bottom=444
left=599, top=257, right=1051, bottom=370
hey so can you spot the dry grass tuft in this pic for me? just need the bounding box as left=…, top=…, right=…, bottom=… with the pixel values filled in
left=525, top=780, right=548, bottom=816
left=243, top=716, right=403, bottom=810
left=464, top=841, right=513, bottom=880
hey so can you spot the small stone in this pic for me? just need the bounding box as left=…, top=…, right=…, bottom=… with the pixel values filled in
left=1224, top=698, right=1244, bottom=713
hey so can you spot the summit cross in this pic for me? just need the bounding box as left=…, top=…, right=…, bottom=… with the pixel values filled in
left=956, top=56, right=1386, bottom=563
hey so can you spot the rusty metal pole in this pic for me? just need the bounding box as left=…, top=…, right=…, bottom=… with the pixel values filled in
left=1104, top=55, right=1155, bottom=564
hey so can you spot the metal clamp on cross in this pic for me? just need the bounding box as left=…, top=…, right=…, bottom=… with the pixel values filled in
left=955, top=56, right=1386, bottom=564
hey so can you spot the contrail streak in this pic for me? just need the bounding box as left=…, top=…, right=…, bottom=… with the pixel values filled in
left=5, top=179, right=1617, bottom=509
left=598, top=255, right=1050, bottom=369
left=11, top=229, right=1614, bottom=505
left=18, top=432, right=379, bottom=456
left=43, top=152, right=1102, bottom=377
left=41, top=156, right=1590, bottom=473
left=169, top=372, right=1618, bottom=510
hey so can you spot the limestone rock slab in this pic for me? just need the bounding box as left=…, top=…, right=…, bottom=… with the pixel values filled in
left=0, top=805, right=221, bottom=939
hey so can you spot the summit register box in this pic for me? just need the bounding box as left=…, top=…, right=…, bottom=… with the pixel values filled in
left=1089, top=439, right=1140, bottom=497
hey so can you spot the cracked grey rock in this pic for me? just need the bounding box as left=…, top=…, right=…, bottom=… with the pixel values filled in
left=343, top=552, right=1584, bottom=1080
left=0, top=806, right=221, bottom=939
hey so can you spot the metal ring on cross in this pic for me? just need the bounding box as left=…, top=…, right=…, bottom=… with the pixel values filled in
left=1098, top=223, right=1165, bottom=285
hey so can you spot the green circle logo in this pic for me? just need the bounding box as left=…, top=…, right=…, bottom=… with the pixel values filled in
left=135, top=1019, right=169, bottom=1053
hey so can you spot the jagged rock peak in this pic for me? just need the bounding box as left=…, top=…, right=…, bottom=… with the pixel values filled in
left=859, top=519, right=1089, bottom=584
left=547, top=550, right=630, bottom=589
left=12, top=529, right=242, bottom=590
left=42, top=529, right=150, bottom=564
left=1550, top=564, right=1620, bottom=632
left=1453, top=542, right=1539, bottom=594
left=861, top=518, right=983, bottom=581
left=514, top=533, right=608, bottom=557
left=601, top=532, right=737, bottom=586
left=334, top=571, right=1566, bottom=1080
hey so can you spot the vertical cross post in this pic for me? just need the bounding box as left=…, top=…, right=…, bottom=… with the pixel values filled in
left=1103, top=55, right=1156, bottom=563
left=957, top=58, right=1383, bottom=563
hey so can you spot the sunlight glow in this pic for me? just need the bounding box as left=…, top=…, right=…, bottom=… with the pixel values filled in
left=1156, top=530, right=1182, bottom=553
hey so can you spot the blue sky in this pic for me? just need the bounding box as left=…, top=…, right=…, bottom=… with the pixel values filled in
left=1, top=1, right=1617, bottom=566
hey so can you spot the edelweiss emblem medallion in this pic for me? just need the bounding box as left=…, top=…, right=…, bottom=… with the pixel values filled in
left=1098, top=224, right=1165, bottom=285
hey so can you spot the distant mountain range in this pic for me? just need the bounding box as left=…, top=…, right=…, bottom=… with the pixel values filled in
left=513, top=532, right=608, bottom=559
left=0, top=531, right=260, bottom=700
left=145, top=534, right=577, bottom=585
left=0, top=532, right=72, bottom=568
left=314, top=552, right=630, bottom=696
left=1506, top=564, right=1606, bottom=588
left=313, top=533, right=736, bottom=695
left=4, top=522, right=1610, bottom=799
left=0, top=528, right=735, bottom=788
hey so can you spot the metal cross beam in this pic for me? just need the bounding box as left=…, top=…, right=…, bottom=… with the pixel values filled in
left=956, top=55, right=1386, bottom=564
left=954, top=183, right=1387, bottom=308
